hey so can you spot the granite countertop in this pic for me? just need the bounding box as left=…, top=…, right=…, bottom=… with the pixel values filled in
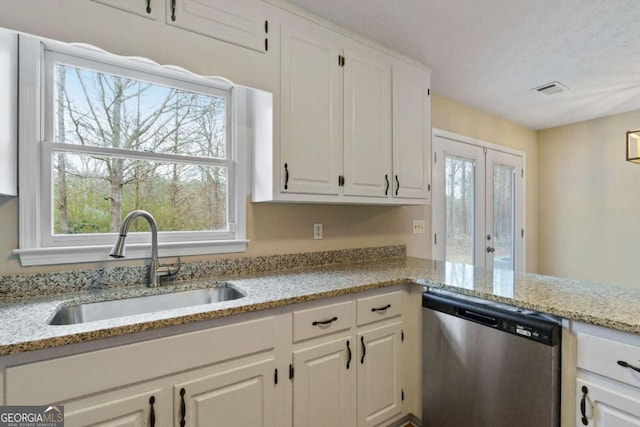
left=1, top=255, right=640, bottom=356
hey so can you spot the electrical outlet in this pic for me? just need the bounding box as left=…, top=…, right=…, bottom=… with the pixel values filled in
left=412, top=220, right=426, bottom=234
left=313, top=223, right=323, bottom=240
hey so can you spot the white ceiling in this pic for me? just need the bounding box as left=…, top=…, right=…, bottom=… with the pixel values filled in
left=284, top=0, right=640, bottom=130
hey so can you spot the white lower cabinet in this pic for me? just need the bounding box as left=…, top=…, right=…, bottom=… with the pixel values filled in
left=571, top=322, right=640, bottom=427
left=175, top=356, right=277, bottom=427
left=1, top=286, right=417, bottom=427
left=290, top=289, right=407, bottom=427
left=64, top=386, right=162, bottom=427
left=577, top=379, right=640, bottom=427
left=292, top=336, right=356, bottom=427
left=357, top=322, right=403, bottom=427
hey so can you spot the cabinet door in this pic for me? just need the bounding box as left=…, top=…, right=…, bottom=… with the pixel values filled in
left=342, top=43, right=392, bottom=198
left=175, top=357, right=277, bottom=427
left=167, top=0, right=267, bottom=52
left=281, top=18, right=343, bottom=196
left=577, top=379, right=640, bottom=426
left=64, top=388, right=161, bottom=427
left=357, top=322, right=403, bottom=427
left=92, top=0, right=156, bottom=19
left=293, top=336, right=356, bottom=427
left=392, top=62, right=431, bottom=200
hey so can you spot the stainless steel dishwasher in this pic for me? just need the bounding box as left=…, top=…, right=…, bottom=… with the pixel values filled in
left=422, top=289, right=561, bottom=427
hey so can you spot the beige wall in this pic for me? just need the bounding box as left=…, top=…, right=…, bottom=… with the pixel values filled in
left=431, top=95, right=539, bottom=272
left=538, top=109, right=640, bottom=288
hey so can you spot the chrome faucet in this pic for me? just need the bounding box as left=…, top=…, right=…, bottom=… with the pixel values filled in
left=109, top=210, right=180, bottom=287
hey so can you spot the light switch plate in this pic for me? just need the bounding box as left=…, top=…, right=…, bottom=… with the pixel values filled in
left=413, top=220, right=425, bottom=234
left=313, top=223, right=323, bottom=239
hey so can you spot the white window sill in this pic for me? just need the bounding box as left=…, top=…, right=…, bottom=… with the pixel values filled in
left=14, top=240, right=249, bottom=267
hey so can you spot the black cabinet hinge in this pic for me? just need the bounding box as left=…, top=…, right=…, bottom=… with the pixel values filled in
left=401, top=330, right=404, bottom=342
left=274, top=368, right=278, bottom=384
left=401, top=389, right=405, bottom=401
left=427, top=88, right=430, bottom=96
left=289, top=364, right=294, bottom=380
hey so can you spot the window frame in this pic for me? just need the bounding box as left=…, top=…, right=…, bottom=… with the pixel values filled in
left=15, top=34, right=248, bottom=266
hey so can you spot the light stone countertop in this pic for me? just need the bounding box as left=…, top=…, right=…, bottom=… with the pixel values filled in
left=1, top=256, right=640, bottom=356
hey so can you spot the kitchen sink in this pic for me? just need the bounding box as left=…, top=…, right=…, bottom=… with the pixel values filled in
left=49, top=285, right=245, bottom=325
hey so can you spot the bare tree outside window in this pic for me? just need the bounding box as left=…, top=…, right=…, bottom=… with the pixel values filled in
left=51, top=64, right=228, bottom=235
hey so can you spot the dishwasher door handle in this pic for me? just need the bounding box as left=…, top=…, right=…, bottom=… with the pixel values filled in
left=456, top=308, right=498, bottom=327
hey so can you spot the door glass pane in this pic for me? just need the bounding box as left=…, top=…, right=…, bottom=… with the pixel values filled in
left=445, top=155, right=475, bottom=265
left=492, top=165, right=515, bottom=270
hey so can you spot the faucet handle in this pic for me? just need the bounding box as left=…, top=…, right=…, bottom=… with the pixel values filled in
left=158, top=257, right=182, bottom=278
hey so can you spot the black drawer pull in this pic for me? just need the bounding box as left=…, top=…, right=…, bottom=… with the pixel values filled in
left=580, top=385, right=589, bottom=425
left=145, top=0, right=151, bottom=14
left=312, top=316, right=337, bottom=326
left=371, top=304, right=391, bottom=312
left=171, top=0, right=176, bottom=21
left=346, top=340, right=352, bottom=370
left=179, top=388, right=186, bottom=427
left=384, top=174, right=389, bottom=195
left=395, top=175, right=400, bottom=195
left=360, top=336, right=366, bottom=364
left=149, top=396, right=155, bottom=427
left=284, top=163, right=289, bottom=189
left=617, top=360, right=640, bottom=373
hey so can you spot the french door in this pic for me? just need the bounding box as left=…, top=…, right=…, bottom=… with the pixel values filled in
left=432, top=133, right=525, bottom=271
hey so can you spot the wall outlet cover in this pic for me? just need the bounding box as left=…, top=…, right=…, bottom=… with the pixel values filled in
left=313, top=223, right=323, bottom=239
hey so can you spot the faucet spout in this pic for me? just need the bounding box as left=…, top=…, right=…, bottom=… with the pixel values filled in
left=109, top=210, right=179, bottom=287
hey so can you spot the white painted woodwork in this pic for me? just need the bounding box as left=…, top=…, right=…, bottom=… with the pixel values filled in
left=392, top=61, right=431, bottom=200
left=253, top=9, right=430, bottom=205
left=577, top=332, right=640, bottom=389
left=577, top=379, right=640, bottom=427
left=92, top=0, right=156, bottom=19
left=0, top=28, right=17, bottom=196
left=342, top=41, right=392, bottom=198
left=63, top=388, right=161, bottom=427
left=292, top=336, right=356, bottom=427
left=356, top=290, right=403, bottom=326
left=356, top=322, right=403, bottom=427
left=175, top=357, right=277, bottom=427
left=166, top=0, right=267, bottom=53
left=571, top=322, right=640, bottom=425
left=293, top=300, right=354, bottom=342
left=5, top=316, right=276, bottom=404
left=280, top=17, right=343, bottom=196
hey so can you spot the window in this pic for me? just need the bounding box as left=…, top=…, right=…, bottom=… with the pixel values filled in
left=16, top=35, right=248, bottom=266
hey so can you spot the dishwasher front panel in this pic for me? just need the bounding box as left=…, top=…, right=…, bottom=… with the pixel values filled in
left=422, top=307, right=560, bottom=427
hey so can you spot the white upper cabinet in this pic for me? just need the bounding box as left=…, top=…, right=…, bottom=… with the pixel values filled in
left=0, top=28, right=17, bottom=197
left=93, top=0, right=157, bottom=19
left=342, top=42, right=392, bottom=198
left=280, top=17, right=343, bottom=196
left=392, top=61, right=431, bottom=201
left=167, top=0, right=268, bottom=53
left=253, top=10, right=430, bottom=205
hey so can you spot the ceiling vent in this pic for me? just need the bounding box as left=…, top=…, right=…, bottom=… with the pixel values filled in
left=533, top=81, right=568, bottom=95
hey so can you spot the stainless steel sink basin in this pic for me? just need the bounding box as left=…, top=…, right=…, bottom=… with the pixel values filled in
left=49, top=285, right=244, bottom=325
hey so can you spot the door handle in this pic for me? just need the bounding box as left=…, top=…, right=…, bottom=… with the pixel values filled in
left=486, top=246, right=495, bottom=253
left=346, top=340, right=352, bottom=370
left=580, top=385, right=589, bottom=425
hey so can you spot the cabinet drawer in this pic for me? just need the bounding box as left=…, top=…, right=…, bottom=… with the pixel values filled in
left=356, top=291, right=403, bottom=326
left=293, top=301, right=354, bottom=342
left=577, top=332, right=640, bottom=388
